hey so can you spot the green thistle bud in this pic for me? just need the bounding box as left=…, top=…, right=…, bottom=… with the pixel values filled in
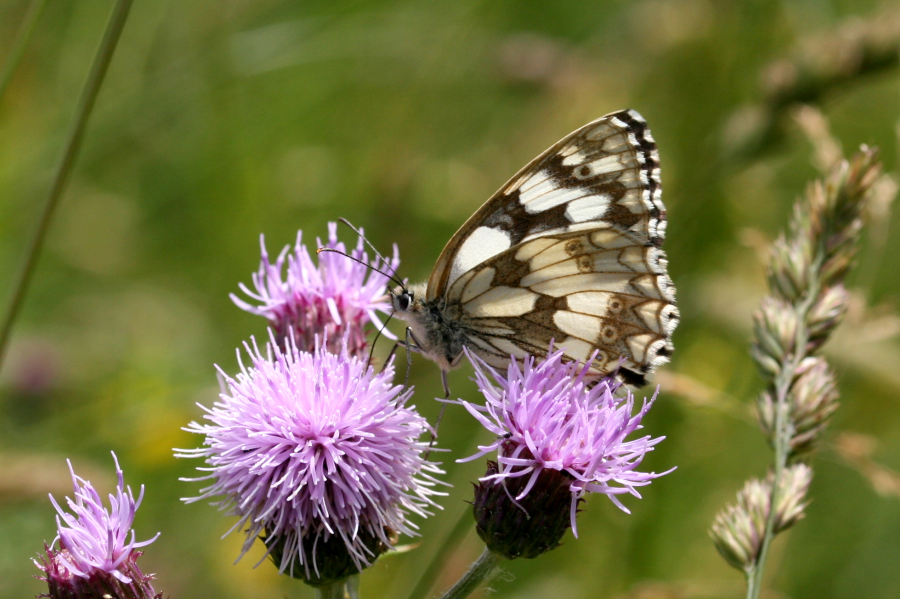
left=473, top=460, right=575, bottom=560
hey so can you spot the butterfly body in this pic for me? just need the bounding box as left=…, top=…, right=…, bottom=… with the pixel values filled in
left=392, top=109, right=678, bottom=386
left=393, top=282, right=468, bottom=372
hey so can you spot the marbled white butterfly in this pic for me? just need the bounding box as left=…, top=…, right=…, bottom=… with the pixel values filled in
left=391, top=110, right=678, bottom=388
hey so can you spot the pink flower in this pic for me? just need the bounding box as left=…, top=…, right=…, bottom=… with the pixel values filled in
left=35, top=454, right=160, bottom=599
left=177, top=333, right=444, bottom=584
left=231, top=223, right=398, bottom=357
left=457, top=348, right=673, bottom=558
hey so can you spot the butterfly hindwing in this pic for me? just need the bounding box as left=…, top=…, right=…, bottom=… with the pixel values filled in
left=446, top=230, right=678, bottom=383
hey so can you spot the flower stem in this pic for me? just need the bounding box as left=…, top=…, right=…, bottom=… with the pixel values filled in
left=345, top=574, right=360, bottom=599
left=405, top=504, right=474, bottom=599
left=0, top=0, right=49, bottom=104
left=0, top=0, right=133, bottom=373
left=437, top=547, right=503, bottom=599
left=316, top=581, right=348, bottom=599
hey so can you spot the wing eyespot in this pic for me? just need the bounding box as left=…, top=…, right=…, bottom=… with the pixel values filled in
left=601, top=326, right=619, bottom=343
left=608, top=299, right=624, bottom=315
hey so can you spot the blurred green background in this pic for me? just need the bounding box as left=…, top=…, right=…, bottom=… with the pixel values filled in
left=1, top=1, right=899, bottom=598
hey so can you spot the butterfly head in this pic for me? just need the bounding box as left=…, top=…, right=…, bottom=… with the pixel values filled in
left=390, top=282, right=427, bottom=315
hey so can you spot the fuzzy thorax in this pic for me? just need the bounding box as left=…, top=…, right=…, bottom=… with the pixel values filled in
left=391, top=283, right=467, bottom=372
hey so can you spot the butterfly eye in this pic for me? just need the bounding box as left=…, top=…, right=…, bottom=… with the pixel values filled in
left=397, top=292, right=412, bottom=311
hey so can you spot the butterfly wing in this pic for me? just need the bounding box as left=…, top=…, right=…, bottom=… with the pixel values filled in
left=426, top=109, right=665, bottom=302
left=430, top=109, right=676, bottom=384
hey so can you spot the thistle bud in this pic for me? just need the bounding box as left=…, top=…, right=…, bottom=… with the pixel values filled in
left=37, top=549, right=160, bottom=599
left=473, top=459, right=574, bottom=560
left=263, top=527, right=393, bottom=587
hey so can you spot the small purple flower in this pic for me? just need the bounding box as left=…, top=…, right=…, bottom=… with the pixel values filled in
left=457, top=349, right=672, bottom=558
left=35, top=453, right=161, bottom=599
left=177, top=334, right=444, bottom=585
left=231, top=223, right=399, bottom=357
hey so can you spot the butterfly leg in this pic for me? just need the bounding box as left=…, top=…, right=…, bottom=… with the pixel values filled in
left=425, top=370, right=451, bottom=457
left=387, top=327, right=423, bottom=389
left=401, top=327, right=426, bottom=389
left=403, top=327, right=415, bottom=388
left=377, top=341, right=399, bottom=372
left=378, top=339, right=416, bottom=392
left=388, top=327, right=448, bottom=454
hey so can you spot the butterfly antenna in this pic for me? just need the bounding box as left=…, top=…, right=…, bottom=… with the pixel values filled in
left=337, top=217, right=398, bottom=278
left=316, top=248, right=406, bottom=289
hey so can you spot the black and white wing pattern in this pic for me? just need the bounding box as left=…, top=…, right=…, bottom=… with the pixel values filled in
left=395, top=110, right=677, bottom=386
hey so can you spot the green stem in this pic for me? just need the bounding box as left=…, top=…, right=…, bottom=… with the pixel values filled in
left=746, top=288, right=818, bottom=599
left=316, top=580, right=348, bottom=599
left=345, top=574, right=360, bottom=599
left=405, top=504, right=474, bottom=599
left=0, top=0, right=133, bottom=373
left=745, top=367, right=791, bottom=599
left=436, top=547, right=503, bottom=599
left=0, top=0, right=49, bottom=104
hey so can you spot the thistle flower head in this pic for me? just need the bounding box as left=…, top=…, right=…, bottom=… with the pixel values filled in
left=457, top=349, right=671, bottom=558
left=231, top=222, right=399, bottom=357
left=178, top=333, right=444, bottom=585
left=35, top=454, right=160, bottom=599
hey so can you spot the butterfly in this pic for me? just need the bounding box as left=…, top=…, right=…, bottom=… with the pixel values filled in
left=391, top=109, right=678, bottom=390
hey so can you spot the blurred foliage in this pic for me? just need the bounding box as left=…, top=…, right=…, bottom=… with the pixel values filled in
left=1, top=1, right=899, bottom=598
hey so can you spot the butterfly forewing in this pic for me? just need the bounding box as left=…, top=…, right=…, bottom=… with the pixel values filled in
left=395, top=109, right=676, bottom=386
left=426, top=109, right=664, bottom=303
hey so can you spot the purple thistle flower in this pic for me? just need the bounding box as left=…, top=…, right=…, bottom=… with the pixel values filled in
left=35, top=453, right=161, bottom=599
left=457, top=348, right=672, bottom=558
left=177, top=333, right=444, bottom=585
left=231, top=222, right=399, bottom=357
